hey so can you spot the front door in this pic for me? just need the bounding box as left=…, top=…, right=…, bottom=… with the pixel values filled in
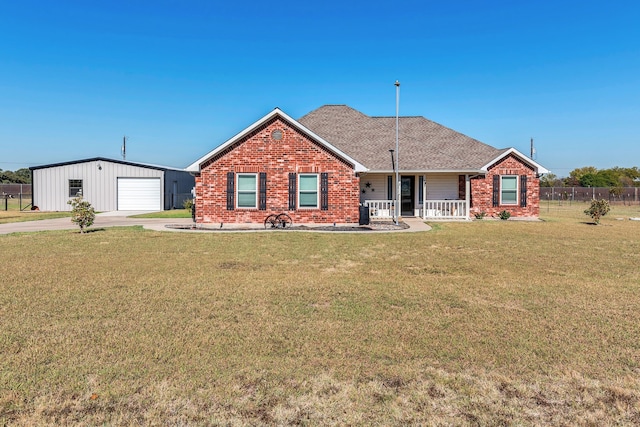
left=401, top=176, right=414, bottom=216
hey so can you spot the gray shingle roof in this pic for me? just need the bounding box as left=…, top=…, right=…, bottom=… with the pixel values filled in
left=298, top=105, right=506, bottom=172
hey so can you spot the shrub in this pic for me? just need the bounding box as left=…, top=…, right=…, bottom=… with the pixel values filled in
left=183, top=198, right=194, bottom=210
left=498, top=210, right=511, bottom=220
left=474, top=211, right=487, bottom=220
left=584, top=199, right=610, bottom=225
left=67, top=197, right=95, bottom=233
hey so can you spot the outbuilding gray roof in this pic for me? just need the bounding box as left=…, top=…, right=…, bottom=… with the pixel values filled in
left=29, top=157, right=187, bottom=172
left=298, top=105, right=508, bottom=172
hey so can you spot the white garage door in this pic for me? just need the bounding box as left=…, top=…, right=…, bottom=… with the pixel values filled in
left=117, top=178, right=162, bottom=211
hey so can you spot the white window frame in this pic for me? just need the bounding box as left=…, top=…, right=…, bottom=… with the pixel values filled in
left=236, top=173, right=258, bottom=209
left=69, top=179, right=83, bottom=197
left=298, top=174, right=319, bottom=209
left=500, top=175, right=518, bottom=205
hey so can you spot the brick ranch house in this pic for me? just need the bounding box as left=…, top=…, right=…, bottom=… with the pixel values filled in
left=186, top=105, right=549, bottom=225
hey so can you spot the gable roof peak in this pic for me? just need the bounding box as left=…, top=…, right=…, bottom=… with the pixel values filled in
left=186, top=107, right=367, bottom=173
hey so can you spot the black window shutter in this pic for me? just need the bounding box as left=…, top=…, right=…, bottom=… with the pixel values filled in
left=259, top=172, right=267, bottom=210
left=492, top=175, right=500, bottom=207
left=321, top=172, right=329, bottom=211
left=288, top=173, right=296, bottom=210
left=226, top=172, right=235, bottom=210
left=520, top=175, right=527, bottom=207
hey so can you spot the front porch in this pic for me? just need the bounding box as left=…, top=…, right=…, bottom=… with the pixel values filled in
left=359, top=172, right=472, bottom=221
left=364, top=199, right=468, bottom=220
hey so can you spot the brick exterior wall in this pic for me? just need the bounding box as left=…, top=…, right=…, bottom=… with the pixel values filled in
left=195, top=117, right=360, bottom=224
left=470, top=154, right=540, bottom=217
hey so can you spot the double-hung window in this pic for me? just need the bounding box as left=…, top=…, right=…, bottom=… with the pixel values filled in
left=500, top=176, right=518, bottom=205
left=298, top=174, right=318, bottom=208
left=69, top=179, right=83, bottom=197
left=237, top=173, right=257, bottom=208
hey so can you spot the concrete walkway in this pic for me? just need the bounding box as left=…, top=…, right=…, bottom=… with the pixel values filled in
left=0, top=212, right=431, bottom=235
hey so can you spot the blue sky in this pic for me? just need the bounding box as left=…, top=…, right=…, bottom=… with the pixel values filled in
left=1, top=1, right=639, bottom=177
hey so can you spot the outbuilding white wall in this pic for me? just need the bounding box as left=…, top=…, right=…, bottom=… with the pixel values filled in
left=33, top=159, right=164, bottom=211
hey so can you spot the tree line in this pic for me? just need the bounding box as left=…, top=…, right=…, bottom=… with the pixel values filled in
left=540, top=166, right=640, bottom=188
left=3, top=165, right=639, bottom=188
left=0, top=168, right=31, bottom=184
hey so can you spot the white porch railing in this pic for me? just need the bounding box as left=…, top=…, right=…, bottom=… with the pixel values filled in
left=363, top=200, right=395, bottom=219
left=422, top=200, right=467, bottom=219
left=364, top=200, right=467, bottom=220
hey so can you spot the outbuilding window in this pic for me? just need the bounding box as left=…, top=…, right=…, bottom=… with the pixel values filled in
left=69, top=179, right=83, bottom=197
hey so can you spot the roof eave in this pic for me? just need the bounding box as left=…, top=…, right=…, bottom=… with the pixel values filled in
left=361, top=169, right=486, bottom=174
left=29, top=157, right=186, bottom=172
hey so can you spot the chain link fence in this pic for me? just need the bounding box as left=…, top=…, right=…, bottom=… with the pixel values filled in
left=1, top=184, right=33, bottom=210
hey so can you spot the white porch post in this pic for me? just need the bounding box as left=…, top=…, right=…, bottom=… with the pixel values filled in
left=465, top=174, right=471, bottom=220
left=422, top=174, right=427, bottom=220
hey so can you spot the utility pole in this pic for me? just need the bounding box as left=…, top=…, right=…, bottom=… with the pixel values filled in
left=395, top=80, right=400, bottom=225
left=122, top=136, right=127, bottom=161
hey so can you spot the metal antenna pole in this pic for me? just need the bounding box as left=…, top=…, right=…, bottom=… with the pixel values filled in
left=530, top=137, right=535, bottom=159
left=395, top=80, right=400, bottom=225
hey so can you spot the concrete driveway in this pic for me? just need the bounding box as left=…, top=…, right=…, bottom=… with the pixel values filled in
left=0, top=211, right=193, bottom=235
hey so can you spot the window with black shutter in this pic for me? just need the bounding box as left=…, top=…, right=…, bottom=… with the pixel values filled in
left=288, top=172, right=296, bottom=210
left=320, top=172, right=328, bottom=210
left=259, top=172, right=267, bottom=210
left=226, top=172, right=235, bottom=210
left=492, top=175, right=500, bottom=207
left=520, top=175, right=527, bottom=207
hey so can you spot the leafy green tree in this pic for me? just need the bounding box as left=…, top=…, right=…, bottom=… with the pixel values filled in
left=569, top=166, right=598, bottom=184
left=67, top=197, right=96, bottom=233
left=13, top=168, right=31, bottom=183
left=580, top=170, right=620, bottom=187
left=0, top=168, right=31, bottom=184
left=540, top=173, right=563, bottom=187
left=566, top=166, right=640, bottom=188
left=584, top=199, right=610, bottom=225
left=598, top=169, right=621, bottom=187
left=579, top=173, right=599, bottom=187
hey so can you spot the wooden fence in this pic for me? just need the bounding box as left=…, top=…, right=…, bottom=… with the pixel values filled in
left=540, top=187, right=640, bottom=204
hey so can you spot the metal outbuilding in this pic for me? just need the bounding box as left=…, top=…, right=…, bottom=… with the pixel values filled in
left=30, top=157, right=194, bottom=212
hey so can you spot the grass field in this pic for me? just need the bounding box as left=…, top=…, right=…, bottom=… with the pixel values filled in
left=129, top=209, right=192, bottom=219
left=0, top=197, right=72, bottom=224
left=0, top=211, right=71, bottom=224
left=2, top=203, right=640, bottom=425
